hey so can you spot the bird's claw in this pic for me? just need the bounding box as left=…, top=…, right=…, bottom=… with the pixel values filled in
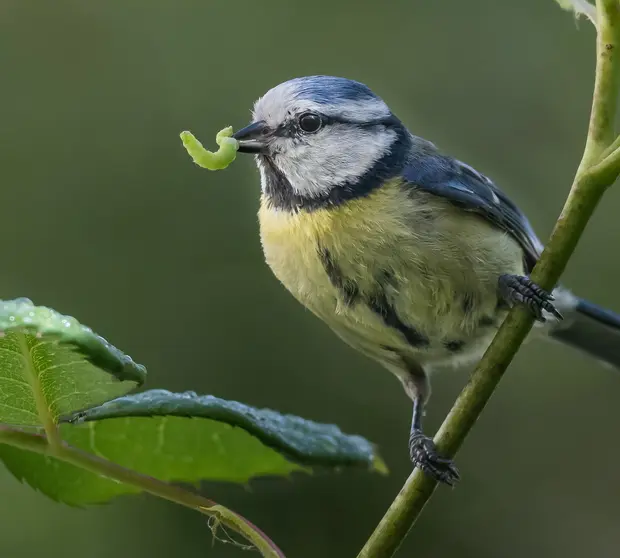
left=498, top=274, right=562, bottom=322
left=409, top=431, right=460, bottom=486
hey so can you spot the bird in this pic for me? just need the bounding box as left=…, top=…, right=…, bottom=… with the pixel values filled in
left=230, top=75, right=620, bottom=485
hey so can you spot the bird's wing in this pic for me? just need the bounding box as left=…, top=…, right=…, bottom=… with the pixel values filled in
left=402, top=147, right=543, bottom=271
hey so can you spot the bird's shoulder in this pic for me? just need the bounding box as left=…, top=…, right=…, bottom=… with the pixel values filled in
left=399, top=137, right=542, bottom=270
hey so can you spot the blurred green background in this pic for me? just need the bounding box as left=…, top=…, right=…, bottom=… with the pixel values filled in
left=2, top=1, right=620, bottom=556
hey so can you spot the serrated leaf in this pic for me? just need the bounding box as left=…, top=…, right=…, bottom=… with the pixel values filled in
left=71, top=389, right=386, bottom=471
left=0, top=390, right=385, bottom=506
left=0, top=426, right=286, bottom=557
left=0, top=418, right=298, bottom=505
left=0, top=436, right=137, bottom=504
left=0, top=298, right=146, bottom=427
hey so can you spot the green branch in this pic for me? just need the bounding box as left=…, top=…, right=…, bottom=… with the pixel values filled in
left=0, top=425, right=285, bottom=558
left=579, top=0, right=620, bottom=168
left=356, top=2, right=620, bottom=557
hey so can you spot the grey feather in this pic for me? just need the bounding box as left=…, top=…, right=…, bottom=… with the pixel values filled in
left=549, top=298, right=620, bottom=369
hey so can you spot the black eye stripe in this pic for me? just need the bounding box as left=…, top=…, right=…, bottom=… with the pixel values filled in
left=274, top=113, right=400, bottom=138
left=323, top=114, right=400, bottom=127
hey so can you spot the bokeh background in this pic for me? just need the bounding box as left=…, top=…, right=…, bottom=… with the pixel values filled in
left=2, top=1, right=620, bottom=557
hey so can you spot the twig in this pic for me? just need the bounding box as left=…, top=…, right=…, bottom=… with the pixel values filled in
left=0, top=425, right=285, bottom=558
left=356, top=2, right=620, bottom=556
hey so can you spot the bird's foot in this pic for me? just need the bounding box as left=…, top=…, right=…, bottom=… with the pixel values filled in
left=498, top=274, right=562, bottom=322
left=409, top=430, right=460, bottom=486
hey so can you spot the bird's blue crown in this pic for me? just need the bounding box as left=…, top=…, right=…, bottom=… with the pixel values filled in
left=286, top=75, right=381, bottom=105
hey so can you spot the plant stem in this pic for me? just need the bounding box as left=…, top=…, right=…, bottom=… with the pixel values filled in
left=0, top=425, right=285, bottom=558
left=579, top=0, right=620, bottom=170
left=357, top=2, right=620, bottom=557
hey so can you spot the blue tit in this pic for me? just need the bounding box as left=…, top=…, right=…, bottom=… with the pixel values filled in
left=231, top=75, right=620, bottom=485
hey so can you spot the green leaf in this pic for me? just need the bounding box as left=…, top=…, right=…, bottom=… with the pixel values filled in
left=0, top=433, right=138, bottom=504
left=0, top=426, right=287, bottom=557
left=70, top=389, right=387, bottom=471
left=0, top=297, right=146, bottom=427
left=0, top=390, right=385, bottom=505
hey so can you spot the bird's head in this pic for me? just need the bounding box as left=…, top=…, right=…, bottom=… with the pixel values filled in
left=233, top=75, right=411, bottom=210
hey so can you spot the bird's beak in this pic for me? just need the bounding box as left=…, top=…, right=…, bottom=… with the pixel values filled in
left=233, top=121, right=269, bottom=154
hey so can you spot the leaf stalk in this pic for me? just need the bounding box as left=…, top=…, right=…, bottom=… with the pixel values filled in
left=0, top=425, right=285, bottom=558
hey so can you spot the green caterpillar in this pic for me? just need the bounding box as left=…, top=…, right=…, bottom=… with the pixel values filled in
left=180, top=126, right=239, bottom=171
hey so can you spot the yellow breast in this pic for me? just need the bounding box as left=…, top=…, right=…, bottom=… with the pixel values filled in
left=258, top=181, right=410, bottom=311
left=257, top=180, right=524, bottom=365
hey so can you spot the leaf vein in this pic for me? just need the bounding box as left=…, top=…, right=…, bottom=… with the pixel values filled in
left=0, top=402, right=40, bottom=420
left=87, top=421, right=106, bottom=459
left=37, top=360, right=85, bottom=380
left=0, top=375, right=33, bottom=390
left=0, top=346, right=24, bottom=359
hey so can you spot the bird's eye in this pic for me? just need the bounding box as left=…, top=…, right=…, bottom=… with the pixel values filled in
left=298, top=112, right=323, bottom=133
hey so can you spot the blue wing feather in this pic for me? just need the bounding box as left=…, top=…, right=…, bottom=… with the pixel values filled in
left=402, top=144, right=542, bottom=271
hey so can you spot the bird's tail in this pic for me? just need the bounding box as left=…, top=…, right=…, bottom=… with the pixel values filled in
left=548, top=294, right=620, bottom=370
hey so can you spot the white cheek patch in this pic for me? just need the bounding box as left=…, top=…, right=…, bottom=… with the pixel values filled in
left=250, top=78, right=397, bottom=199
left=271, top=127, right=397, bottom=198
